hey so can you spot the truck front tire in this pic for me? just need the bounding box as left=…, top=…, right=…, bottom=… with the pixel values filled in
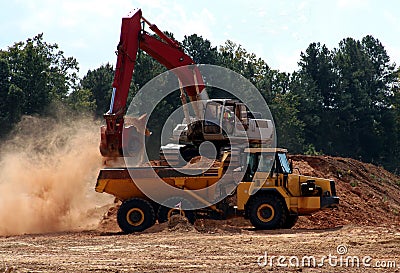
left=283, top=214, right=298, bottom=229
left=117, top=198, right=156, bottom=233
left=247, top=194, right=287, bottom=229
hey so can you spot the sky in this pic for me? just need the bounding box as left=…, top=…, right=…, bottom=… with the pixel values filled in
left=1, top=0, right=399, bottom=77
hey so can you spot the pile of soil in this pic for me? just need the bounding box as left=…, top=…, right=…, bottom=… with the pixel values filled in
left=98, top=155, right=400, bottom=232
left=290, top=155, right=400, bottom=229
left=167, top=215, right=196, bottom=232
left=194, top=219, right=244, bottom=234
left=182, top=156, right=220, bottom=169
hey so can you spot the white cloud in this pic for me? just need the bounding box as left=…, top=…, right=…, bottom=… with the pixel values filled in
left=134, top=0, right=168, bottom=9
left=258, top=9, right=266, bottom=17
left=274, top=50, right=301, bottom=72
left=298, top=1, right=308, bottom=11
left=279, top=10, right=289, bottom=16
left=337, top=0, right=368, bottom=9
left=154, top=4, right=216, bottom=41
left=15, top=0, right=133, bottom=33
left=67, top=38, right=89, bottom=49
left=383, top=10, right=398, bottom=26
left=384, top=44, right=400, bottom=66
left=4, top=0, right=398, bottom=76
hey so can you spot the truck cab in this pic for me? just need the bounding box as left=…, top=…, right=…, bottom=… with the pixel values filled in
left=236, top=148, right=339, bottom=229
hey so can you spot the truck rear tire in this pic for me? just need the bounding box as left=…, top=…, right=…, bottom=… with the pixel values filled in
left=157, top=197, right=196, bottom=224
left=117, top=198, right=156, bottom=233
left=247, top=194, right=287, bottom=229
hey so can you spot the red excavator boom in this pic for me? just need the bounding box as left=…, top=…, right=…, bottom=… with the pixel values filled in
left=101, top=9, right=205, bottom=157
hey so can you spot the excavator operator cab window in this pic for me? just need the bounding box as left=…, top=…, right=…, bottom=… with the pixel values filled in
left=204, top=102, right=222, bottom=134
left=222, top=105, right=234, bottom=134
left=234, top=103, right=249, bottom=131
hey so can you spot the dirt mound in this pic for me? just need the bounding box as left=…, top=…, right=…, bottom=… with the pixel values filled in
left=182, top=156, right=220, bottom=169
left=97, top=204, right=122, bottom=233
left=167, top=215, right=196, bottom=232
left=290, top=155, right=400, bottom=229
left=194, top=219, right=245, bottom=234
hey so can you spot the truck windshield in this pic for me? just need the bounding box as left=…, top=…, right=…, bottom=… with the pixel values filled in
left=258, top=153, right=274, bottom=172
left=278, top=153, right=291, bottom=174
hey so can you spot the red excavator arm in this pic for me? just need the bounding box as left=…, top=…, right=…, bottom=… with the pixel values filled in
left=100, top=9, right=205, bottom=157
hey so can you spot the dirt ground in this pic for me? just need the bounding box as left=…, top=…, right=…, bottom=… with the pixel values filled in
left=1, top=155, right=399, bottom=272
left=0, top=224, right=399, bottom=272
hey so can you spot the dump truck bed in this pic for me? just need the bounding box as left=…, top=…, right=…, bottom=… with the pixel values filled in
left=95, top=162, right=227, bottom=202
left=97, top=166, right=221, bottom=180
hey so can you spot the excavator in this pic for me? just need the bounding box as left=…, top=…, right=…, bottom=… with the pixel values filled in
left=100, top=8, right=206, bottom=158
left=99, top=8, right=273, bottom=159
left=95, top=9, right=339, bottom=233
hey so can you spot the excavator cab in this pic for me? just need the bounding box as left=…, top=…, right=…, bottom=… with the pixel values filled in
left=202, top=99, right=253, bottom=138
left=180, top=99, right=274, bottom=145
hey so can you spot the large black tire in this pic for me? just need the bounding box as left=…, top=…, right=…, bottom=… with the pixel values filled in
left=283, top=214, right=298, bottom=229
left=117, top=198, right=156, bottom=233
left=247, top=194, right=287, bottom=229
left=157, top=197, right=196, bottom=224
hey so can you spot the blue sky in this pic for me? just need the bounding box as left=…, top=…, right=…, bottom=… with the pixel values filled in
left=1, top=0, right=399, bottom=77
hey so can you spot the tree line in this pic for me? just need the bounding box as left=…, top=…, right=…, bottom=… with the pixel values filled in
left=0, top=33, right=399, bottom=173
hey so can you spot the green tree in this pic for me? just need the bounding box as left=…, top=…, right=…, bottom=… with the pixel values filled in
left=67, top=88, right=96, bottom=113
left=0, top=58, right=12, bottom=136
left=294, top=42, right=336, bottom=153
left=295, top=35, right=398, bottom=170
left=333, top=36, right=397, bottom=161
left=4, top=34, right=79, bottom=114
left=0, top=34, right=78, bottom=137
left=79, top=63, right=114, bottom=117
left=219, top=40, right=268, bottom=85
left=182, top=34, right=219, bottom=64
left=271, top=92, right=305, bottom=153
left=0, top=56, right=24, bottom=136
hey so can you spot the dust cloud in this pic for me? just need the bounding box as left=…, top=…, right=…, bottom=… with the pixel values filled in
left=0, top=115, right=113, bottom=235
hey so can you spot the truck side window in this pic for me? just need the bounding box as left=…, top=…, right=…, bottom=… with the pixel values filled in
left=277, top=153, right=291, bottom=174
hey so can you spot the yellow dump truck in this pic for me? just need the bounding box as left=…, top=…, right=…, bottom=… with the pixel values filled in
left=96, top=148, right=339, bottom=233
